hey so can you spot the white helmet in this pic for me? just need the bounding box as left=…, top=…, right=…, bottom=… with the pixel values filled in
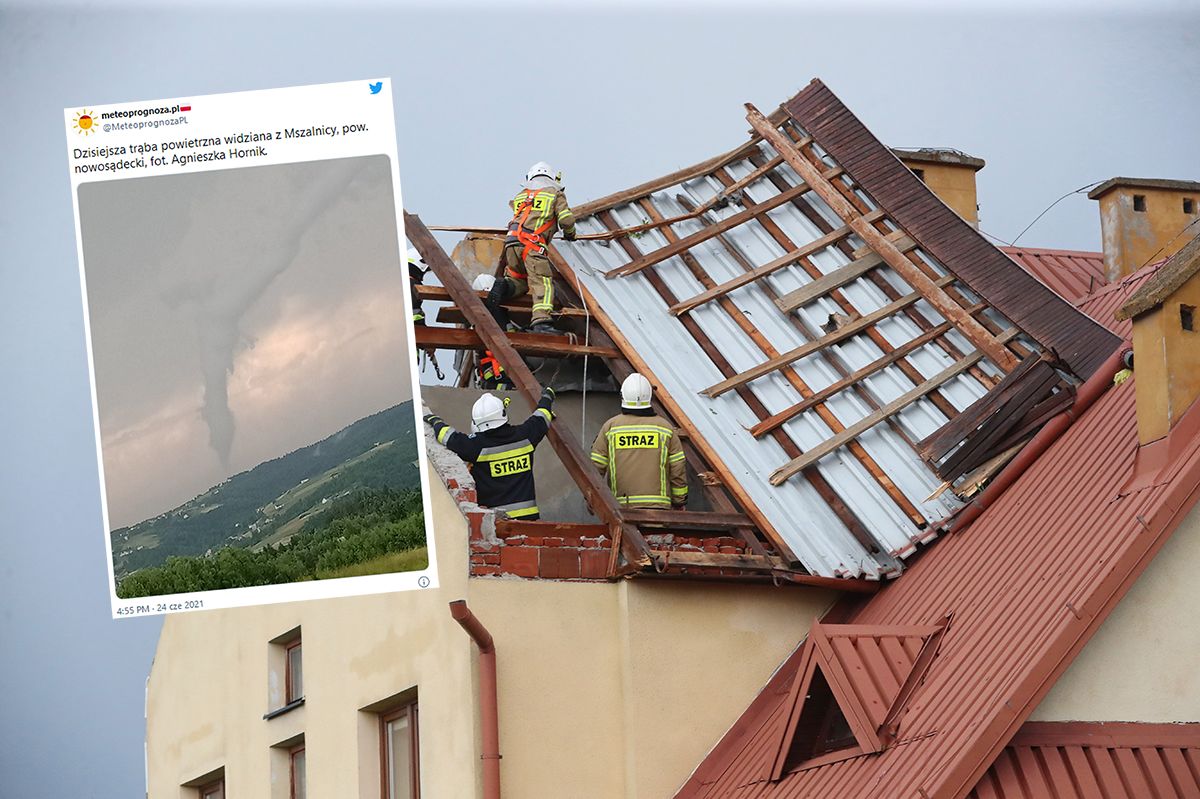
left=471, top=393, right=508, bottom=432
left=621, top=373, right=653, bottom=410
left=472, top=274, right=496, bottom=292
left=526, top=161, right=555, bottom=182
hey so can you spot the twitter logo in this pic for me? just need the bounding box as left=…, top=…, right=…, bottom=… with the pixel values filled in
left=368, top=81, right=382, bottom=95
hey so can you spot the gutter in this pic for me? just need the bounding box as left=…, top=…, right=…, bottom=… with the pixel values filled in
left=449, top=600, right=501, bottom=799
left=950, top=345, right=1129, bottom=534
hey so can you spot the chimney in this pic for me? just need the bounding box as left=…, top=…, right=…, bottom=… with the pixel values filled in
left=1116, top=233, right=1200, bottom=445
left=1087, top=177, right=1200, bottom=282
left=892, top=148, right=985, bottom=228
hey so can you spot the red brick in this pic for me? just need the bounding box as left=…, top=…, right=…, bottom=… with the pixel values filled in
left=558, top=534, right=583, bottom=548
left=542, top=536, right=564, bottom=548
left=540, top=547, right=581, bottom=579
left=471, top=565, right=502, bottom=576
left=524, top=535, right=544, bottom=547
left=719, top=546, right=739, bottom=554
left=499, top=546, right=539, bottom=578
left=466, top=512, right=486, bottom=541
left=704, top=543, right=721, bottom=553
left=580, top=550, right=610, bottom=579
left=477, top=552, right=500, bottom=565
left=502, top=535, right=526, bottom=546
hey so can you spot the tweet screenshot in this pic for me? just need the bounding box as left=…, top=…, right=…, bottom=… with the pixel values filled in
left=65, top=80, right=437, bottom=618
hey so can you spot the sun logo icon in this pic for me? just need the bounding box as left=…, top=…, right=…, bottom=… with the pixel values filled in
left=73, top=109, right=97, bottom=135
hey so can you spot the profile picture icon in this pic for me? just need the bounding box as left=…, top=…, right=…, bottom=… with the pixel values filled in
left=74, top=109, right=96, bottom=135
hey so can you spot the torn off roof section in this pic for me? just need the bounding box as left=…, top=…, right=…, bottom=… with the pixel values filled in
left=553, top=79, right=1119, bottom=579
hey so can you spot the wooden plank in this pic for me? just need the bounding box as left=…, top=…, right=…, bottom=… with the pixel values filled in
left=667, top=209, right=884, bottom=316
left=749, top=319, right=958, bottom=439
left=404, top=212, right=653, bottom=569
left=702, top=275, right=956, bottom=398
left=603, top=170, right=842, bottom=280
left=625, top=203, right=884, bottom=554
left=622, top=509, right=752, bottom=530
left=656, top=550, right=786, bottom=570
left=747, top=103, right=1019, bottom=373
left=918, top=353, right=1045, bottom=462
left=666, top=192, right=925, bottom=532
left=434, top=305, right=587, bottom=326
left=769, top=349, right=987, bottom=485
left=413, top=325, right=621, bottom=358
left=774, top=235, right=916, bottom=313
left=546, top=219, right=805, bottom=563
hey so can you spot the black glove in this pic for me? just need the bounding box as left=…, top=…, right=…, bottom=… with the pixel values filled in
left=423, top=414, right=443, bottom=428
left=541, top=386, right=556, bottom=404
left=563, top=228, right=577, bottom=242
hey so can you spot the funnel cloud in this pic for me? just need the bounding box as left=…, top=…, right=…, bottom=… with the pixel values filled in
left=79, top=155, right=412, bottom=528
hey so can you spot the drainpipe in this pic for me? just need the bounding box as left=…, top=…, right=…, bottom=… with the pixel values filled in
left=449, top=600, right=500, bottom=799
left=951, top=345, right=1129, bottom=534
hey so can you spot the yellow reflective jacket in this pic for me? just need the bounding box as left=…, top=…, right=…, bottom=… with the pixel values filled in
left=590, top=412, right=687, bottom=509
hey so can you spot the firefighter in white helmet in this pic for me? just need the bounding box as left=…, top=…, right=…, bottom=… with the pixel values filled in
left=424, top=387, right=557, bottom=519
left=590, top=374, right=688, bottom=509
left=486, top=161, right=577, bottom=335
left=470, top=274, right=513, bottom=390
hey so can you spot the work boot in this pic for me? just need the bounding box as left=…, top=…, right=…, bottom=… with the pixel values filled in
left=528, top=320, right=566, bottom=336
left=484, top=278, right=511, bottom=328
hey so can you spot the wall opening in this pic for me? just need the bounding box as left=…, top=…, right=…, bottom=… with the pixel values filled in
left=1133, top=194, right=1147, bottom=212
left=1185, top=198, right=1196, bottom=215
left=1182, top=304, right=1196, bottom=332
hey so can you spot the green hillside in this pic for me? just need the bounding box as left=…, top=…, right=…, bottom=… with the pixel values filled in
left=112, top=402, right=420, bottom=579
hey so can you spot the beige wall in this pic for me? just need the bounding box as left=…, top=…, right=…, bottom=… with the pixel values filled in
left=1131, top=271, right=1200, bottom=444
left=1097, top=187, right=1199, bottom=281
left=147, top=476, right=835, bottom=798
left=1031, top=502, right=1200, bottom=723
left=146, top=478, right=479, bottom=799
left=899, top=159, right=980, bottom=226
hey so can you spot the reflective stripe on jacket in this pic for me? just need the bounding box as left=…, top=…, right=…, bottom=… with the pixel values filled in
left=590, top=412, right=687, bottom=509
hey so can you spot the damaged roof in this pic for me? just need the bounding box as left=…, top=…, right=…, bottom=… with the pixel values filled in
left=673, top=367, right=1200, bottom=798
left=551, top=79, right=1119, bottom=579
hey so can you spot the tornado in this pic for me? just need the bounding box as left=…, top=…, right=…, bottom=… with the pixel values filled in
left=159, top=158, right=369, bottom=468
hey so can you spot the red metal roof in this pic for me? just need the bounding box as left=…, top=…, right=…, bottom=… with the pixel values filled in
left=969, top=722, right=1200, bottom=799
left=676, top=375, right=1200, bottom=798
left=1001, top=247, right=1108, bottom=303
left=1075, top=260, right=1166, bottom=339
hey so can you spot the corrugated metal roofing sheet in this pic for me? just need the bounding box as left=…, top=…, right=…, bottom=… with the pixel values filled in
left=675, top=377, right=1200, bottom=798
left=785, top=81, right=1121, bottom=380
left=1001, top=247, right=1107, bottom=303
left=969, top=722, right=1200, bottom=799
left=554, top=89, right=1126, bottom=579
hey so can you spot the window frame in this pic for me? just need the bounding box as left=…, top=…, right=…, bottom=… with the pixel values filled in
left=198, top=777, right=225, bottom=799
left=379, top=700, right=420, bottom=799
left=289, top=742, right=306, bottom=799
left=285, top=637, right=303, bottom=704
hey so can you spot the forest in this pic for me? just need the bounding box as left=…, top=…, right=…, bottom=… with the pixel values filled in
left=116, top=488, right=426, bottom=598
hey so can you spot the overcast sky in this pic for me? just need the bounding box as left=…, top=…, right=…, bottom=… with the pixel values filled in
left=79, top=156, right=410, bottom=527
left=1, top=2, right=1196, bottom=797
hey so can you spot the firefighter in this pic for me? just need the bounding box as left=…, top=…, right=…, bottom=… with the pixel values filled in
left=424, top=387, right=556, bottom=519
left=590, top=374, right=688, bottom=509
left=408, top=252, right=427, bottom=326
left=476, top=350, right=512, bottom=391
left=486, top=161, right=577, bottom=335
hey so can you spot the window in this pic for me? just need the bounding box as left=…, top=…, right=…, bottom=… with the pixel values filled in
left=1183, top=305, right=1196, bottom=332
left=1133, top=194, right=1147, bottom=212
left=1185, top=198, right=1196, bottom=215
left=911, top=167, right=926, bottom=183
left=265, top=626, right=304, bottom=719
left=290, top=744, right=307, bottom=799
left=199, top=778, right=224, bottom=799
left=783, top=666, right=858, bottom=766
left=381, top=701, right=420, bottom=799
left=286, top=638, right=303, bottom=704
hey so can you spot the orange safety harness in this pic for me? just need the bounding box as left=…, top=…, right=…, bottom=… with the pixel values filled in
left=478, top=350, right=506, bottom=383
left=506, top=188, right=557, bottom=279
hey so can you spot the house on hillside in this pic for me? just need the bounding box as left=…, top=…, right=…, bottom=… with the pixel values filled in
left=143, top=80, right=1200, bottom=799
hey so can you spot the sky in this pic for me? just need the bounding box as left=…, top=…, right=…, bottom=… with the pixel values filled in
left=0, top=2, right=1196, bottom=797
left=78, top=156, right=411, bottom=528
